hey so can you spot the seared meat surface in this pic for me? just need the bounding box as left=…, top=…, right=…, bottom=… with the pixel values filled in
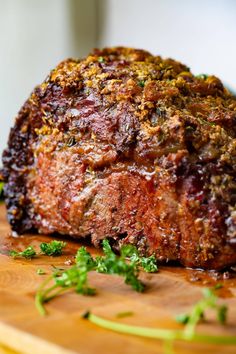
left=2, top=47, right=236, bottom=269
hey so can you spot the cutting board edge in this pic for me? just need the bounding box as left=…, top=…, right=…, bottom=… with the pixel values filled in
left=0, top=321, right=77, bottom=354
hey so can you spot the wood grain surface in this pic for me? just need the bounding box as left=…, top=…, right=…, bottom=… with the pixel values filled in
left=0, top=203, right=236, bottom=354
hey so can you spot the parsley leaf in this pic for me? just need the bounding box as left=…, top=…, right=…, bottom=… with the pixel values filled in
left=40, top=240, right=67, bottom=256
left=138, top=80, right=145, bottom=87
left=9, top=246, right=37, bottom=259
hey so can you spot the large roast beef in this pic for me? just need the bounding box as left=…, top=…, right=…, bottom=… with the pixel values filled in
left=2, top=47, right=236, bottom=269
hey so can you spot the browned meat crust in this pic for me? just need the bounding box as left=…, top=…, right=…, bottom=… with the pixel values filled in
left=2, top=47, right=236, bottom=269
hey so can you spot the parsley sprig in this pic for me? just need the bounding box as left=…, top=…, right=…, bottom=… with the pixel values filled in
left=83, top=311, right=236, bottom=346
left=176, top=288, right=228, bottom=338
left=9, top=240, right=67, bottom=259
left=95, top=241, right=145, bottom=292
left=83, top=288, right=235, bottom=348
left=35, top=240, right=158, bottom=315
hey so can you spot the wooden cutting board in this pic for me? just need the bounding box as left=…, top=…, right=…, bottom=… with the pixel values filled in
left=0, top=203, right=236, bottom=354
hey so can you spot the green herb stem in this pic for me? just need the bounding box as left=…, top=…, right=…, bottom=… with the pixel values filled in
left=41, top=283, right=59, bottom=299
left=35, top=292, right=46, bottom=316
left=35, top=275, right=54, bottom=316
left=44, top=287, right=70, bottom=303
left=85, top=313, right=236, bottom=346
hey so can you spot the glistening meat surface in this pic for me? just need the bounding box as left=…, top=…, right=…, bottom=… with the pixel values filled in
left=2, top=47, right=236, bottom=269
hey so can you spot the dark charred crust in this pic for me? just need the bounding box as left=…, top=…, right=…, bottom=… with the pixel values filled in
left=2, top=47, right=236, bottom=269
left=2, top=104, right=34, bottom=232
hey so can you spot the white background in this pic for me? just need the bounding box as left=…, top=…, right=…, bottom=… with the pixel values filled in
left=1, top=0, right=236, bottom=156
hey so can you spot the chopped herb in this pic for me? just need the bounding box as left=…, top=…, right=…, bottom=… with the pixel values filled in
left=37, top=268, right=46, bottom=275
left=138, top=80, right=145, bottom=87
left=116, top=311, right=134, bottom=318
left=40, top=240, right=67, bottom=256
left=9, top=246, right=37, bottom=259
left=98, top=56, right=105, bottom=63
